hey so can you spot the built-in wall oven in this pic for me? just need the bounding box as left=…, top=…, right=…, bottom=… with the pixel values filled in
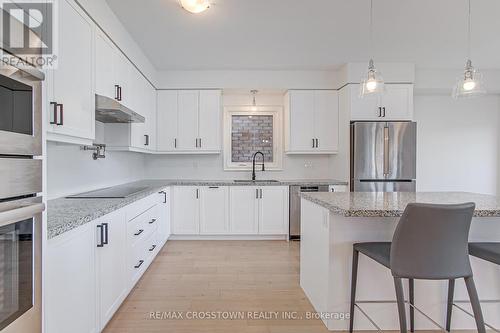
left=0, top=56, right=44, bottom=333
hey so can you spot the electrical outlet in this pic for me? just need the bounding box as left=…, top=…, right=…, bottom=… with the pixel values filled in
left=304, top=161, right=313, bottom=168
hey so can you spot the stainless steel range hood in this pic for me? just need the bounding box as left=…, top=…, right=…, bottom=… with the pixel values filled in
left=95, top=94, right=145, bottom=123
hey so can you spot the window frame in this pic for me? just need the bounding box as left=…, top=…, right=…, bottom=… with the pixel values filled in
left=223, top=106, right=283, bottom=171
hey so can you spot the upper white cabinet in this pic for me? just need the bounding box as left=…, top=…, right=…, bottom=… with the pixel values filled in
left=349, top=84, right=414, bottom=121
left=284, top=90, right=339, bottom=154
left=46, top=0, right=94, bottom=145
left=95, top=31, right=119, bottom=100
left=157, top=90, right=221, bottom=153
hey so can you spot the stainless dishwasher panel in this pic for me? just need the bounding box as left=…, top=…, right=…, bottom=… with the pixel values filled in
left=289, top=185, right=329, bottom=240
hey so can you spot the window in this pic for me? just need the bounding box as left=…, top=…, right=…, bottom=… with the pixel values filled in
left=224, top=106, right=283, bottom=170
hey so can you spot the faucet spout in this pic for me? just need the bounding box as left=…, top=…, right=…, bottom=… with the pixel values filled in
left=252, top=151, right=265, bottom=181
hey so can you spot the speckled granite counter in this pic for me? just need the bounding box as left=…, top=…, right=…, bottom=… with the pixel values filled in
left=300, top=191, right=500, bottom=217
left=47, top=179, right=347, bottom=239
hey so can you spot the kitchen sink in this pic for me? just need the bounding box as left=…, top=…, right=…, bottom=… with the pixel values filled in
left=233, top=179, right=280, bottom=183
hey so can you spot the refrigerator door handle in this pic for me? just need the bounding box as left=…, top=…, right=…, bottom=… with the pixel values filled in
left=383, top=126, right=390, bottom=177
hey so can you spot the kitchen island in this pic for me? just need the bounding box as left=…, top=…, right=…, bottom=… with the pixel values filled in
left=300, top=192, right=500, bottom=331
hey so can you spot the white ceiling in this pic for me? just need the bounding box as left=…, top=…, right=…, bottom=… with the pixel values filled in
left=105, top=0, right=500, bottom=71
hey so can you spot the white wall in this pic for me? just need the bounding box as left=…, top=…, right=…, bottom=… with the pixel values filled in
left=414, top=95, right=499, bottom=195
left=145, top=91, right=335, bottom=180
left=47, top=142, right=146, bottom=199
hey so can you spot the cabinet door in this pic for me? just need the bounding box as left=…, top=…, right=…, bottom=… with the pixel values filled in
left=259, top=187, right=288, bottom=235
left=157, top=90, right=178, bottom=151
left=46, top=223, right=97, bottom=333
left=229, top=187, right=258, bottom=234
left=172, top=186, right=200, bottom=234
left=130, top=73, right=148, bottom=149
left=198, top=90, right=221, bottom=151
left=381, top=84, right=414, bottom=120
left=287, top=91, right=315, bottom=152
left=349, top=84, right=381, bottom=121
left=314, top=90, right=339, bottom=152
left=115, top=53, right=133, bottom=110
left=200, top=186, right=229, bottom=234
left=145, top=84, right=157, bottom=150
left=96, top=210, right=127, bottom=329
left=177, top=90, right=199, bottom=150
left=95, top=32, right=117, bottom=100
left=48, top=0, right=94, bottom=140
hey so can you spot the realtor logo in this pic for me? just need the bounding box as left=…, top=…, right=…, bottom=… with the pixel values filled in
left=1, top=0, right=57, bottom=67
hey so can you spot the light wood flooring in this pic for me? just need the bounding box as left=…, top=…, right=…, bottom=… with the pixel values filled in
left=103, top=240, right=476, bottom=333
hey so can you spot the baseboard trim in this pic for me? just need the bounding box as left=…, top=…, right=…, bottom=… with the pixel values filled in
left=169, top=235, right=287, bottom=241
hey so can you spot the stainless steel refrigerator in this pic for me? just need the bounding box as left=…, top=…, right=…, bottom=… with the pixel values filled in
left=350, top=121, right=416, bottom=192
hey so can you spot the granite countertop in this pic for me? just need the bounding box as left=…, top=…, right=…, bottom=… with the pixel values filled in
left=300, top=191, right=500, bottom=218
left=47, top=178, right=347, bottom=239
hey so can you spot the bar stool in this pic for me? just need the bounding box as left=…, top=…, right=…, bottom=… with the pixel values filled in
left=349, top=203, right=486, bottom=333
left=446, top=242, right=500, bottom=332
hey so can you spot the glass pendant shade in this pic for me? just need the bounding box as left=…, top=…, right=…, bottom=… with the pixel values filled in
left=360, top=59, right=385, bottom=97
left=452, top=59, right=486, bottom=99
left=180, top=0, right=210, bottom=13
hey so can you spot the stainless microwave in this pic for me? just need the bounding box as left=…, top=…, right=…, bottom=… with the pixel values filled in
left=0, top=60, right=43, bottom=157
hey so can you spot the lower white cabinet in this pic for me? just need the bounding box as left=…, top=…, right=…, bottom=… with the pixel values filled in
left=200, top=186, right=229, bottom=234
left=171, top=186, right=289, bottom=236
left=95, top=210, right=127, bottom=329
left=229, top=187, right=259, bottom=234
left=157, top=188, right=171, bottom=242
left=172, top=186, right=200, bottom=234
left=46, top=223, right=97, bottom=333
left=46, top=191, right=170, bottom=333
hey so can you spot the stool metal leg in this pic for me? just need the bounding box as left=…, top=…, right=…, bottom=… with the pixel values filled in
left=394, top=277, right=408, bottom=333
left=349, top=249, right=359, bottom=333
left=409, top=278, right=414, bottom=332
left=464, top=276, right=486, bottom=333
left=446, top=279, right=455, bottom=332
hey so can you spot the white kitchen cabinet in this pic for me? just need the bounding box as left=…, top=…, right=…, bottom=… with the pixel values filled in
left=157, top=90, right=178, bottom=151
left=130, top=75, right=156, bottom=151
left=177, top=90, right=199, bottom=150
left=46, top=0, right=94, bottom=144
left=198, top=90, right=222, bottom=151
left=46, top=223, right=97, bottom=333
left=157, top=90, right=221, bottom=153
left=229, top=187, right=259, bottom=234
left=172, top=186, right=200, bottom=234
left=259, top=187, right=288, bottom=234
left=200, top=186, right=229, bottom=234
left=349, top=84, right=414, bottom=121
left=95, top=210, right=127, bottom=329
left=284, top=90, right=339, bottom=154
left=95, top=31, right=117, bottom=100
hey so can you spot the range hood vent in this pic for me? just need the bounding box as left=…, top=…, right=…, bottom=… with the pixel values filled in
left=95, top=94, right=145, bottom=123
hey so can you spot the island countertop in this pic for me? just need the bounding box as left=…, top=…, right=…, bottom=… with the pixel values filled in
left=300, top=191, right=500, bottom=217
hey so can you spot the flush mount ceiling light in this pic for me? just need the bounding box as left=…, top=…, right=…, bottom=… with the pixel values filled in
left=360, top=0, right=384, bottom=98
left=180, top=0, right=210, bottom=14
left=452, top=0, right=486, bottom=99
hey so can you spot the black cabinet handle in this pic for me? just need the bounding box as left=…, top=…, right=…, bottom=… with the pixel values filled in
left=256, top=189, right=259, bottom=199
left=378, top=107, right=382, bottom=117
left=149, top=245, right=157, bottom=252
left=259, top=189, right=263, bottom=199
left=134, top=260, right=144, bottom=269
left=199, top=138, right=202, bottom=148
left=149, top=218, right=156, bottom=224
left=382, top=107, right=386, bottom=117
left=50, top=102, right=58, bottom=124
left=144, top=134, right=149, bottom=146
left=159, top=191, right=167, bottom=203
left=97, top=224, right=104, bottom=247
left=208, top=186, right=219, bottom=189
left=174, top=138, right=177, bottom=148
left=196, top=188, right=199, bottom=199
left=56, top=103, right=63, bottom=125
left=114, top=85, right=120, bottom=100
left=315, top=139, right=319, bottom=148
left=134, top=229, right=144, bottom=236
left=312, top=138, right=315, bottom=148
left=117, top=85, right=122, bottom=101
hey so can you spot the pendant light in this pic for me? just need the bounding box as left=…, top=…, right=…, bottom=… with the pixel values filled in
left=452, top=0, right=486, bottom=99
left=250, top=90, right=258, bottom=111
left=180, top=0, right=210, bottom=14
left=360, top=0, right=384, bottom=98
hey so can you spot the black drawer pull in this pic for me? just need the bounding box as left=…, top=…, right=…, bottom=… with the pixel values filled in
left=134, top=229, right=144, bottom=236
left=148, top=219, right=156, bottom=224
left=134, top=260, right=144, bottom=269
left=149, top=245, right=157, bottom=252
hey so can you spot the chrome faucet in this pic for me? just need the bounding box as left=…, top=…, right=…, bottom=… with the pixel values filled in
left=252, top=151, right=265, bottom=181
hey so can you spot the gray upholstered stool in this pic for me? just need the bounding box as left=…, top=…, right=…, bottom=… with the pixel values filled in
left=446, top=242, right=500, bottom=332
left=349, top=203, right=486, bottom=333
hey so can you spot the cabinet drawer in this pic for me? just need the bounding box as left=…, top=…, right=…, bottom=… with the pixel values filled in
left=127, top=206, right=155, bottom=246
left=128, top=239, right=149, bottom=283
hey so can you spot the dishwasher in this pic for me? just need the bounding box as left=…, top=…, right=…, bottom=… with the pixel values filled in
left=289, top=185, right=329, bottom=240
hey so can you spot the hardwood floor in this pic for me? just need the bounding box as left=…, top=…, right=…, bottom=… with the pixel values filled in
left=104, top=240, right=332, bottom=333
left=103, top=240, right=474, bottom=333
